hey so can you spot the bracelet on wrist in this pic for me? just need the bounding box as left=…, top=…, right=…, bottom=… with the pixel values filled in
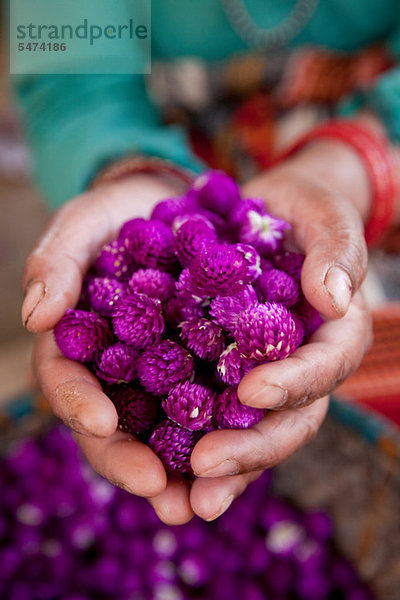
left=276, top=119, right=396, bottom=247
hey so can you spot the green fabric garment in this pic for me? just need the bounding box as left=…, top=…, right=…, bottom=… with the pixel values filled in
left=12, top=0, right=400, bottom=208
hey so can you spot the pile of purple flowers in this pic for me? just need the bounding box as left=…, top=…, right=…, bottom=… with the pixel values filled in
left=0, top=426, right=373, bottom=600
left=54, top=170, right=323, bottom=475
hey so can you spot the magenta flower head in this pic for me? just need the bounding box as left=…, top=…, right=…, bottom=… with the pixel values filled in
left=239, top=211, right=290, bottom=255
left=189, top=242, right=256, bottom=297
left=209, top=285, right=258, bottom=333
left=128, top=268, right=175, bottom=303
left=149, top=419, right=203, bottom=474
left=119, top=218, right=176, bottom=270
left=234, top=243, right=261, bottom=283
left=234, top=302, right=301, bottom=362
left=108, top=385, right=158, bottom=435
left=216, top=343, right=256, bottom=386
left=191, top=170, right=240, bottom=216
left=95, top=342, right=138, bottom=384
left=179, top=318, right=225, bottom=362
left=162, top=380, right=215, bottom=431
left=214, top=387, right=264, bottom=429
left=230, top=197, right=266, bottom=226
left=173, top=214, right=217, bottom=267
left=54, top=309, right=112, bottom=363
left=274, top=251, right=305, bottom=282
left=176, top=268, right=210, bottom=303
left=88, top=277, right=126, bottom=316
left=137, top=340, right=194, bottom=395
left=295, top=297, right=323, bottom=338
left=163, top=295, right=205, bottom=328
left=256, top=269, right=299, bottom=307
left=150, top=193, right=197, bottom=226
left=112, top=292, right=164, bottom=349
left=94, top=239, right=136, bottom=282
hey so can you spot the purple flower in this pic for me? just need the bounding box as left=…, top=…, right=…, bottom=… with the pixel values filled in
left=112, top=292, right=164, bottom=349
left=214, top=387, right=264, bottom=429
left=150, top=193, right=197, bottom=226
left=128, top=269, right=175, bottom=303
left=256, top=269, right=299, bottom=307
left=179, top=318, right=225, bottom=362
left=274, top=251, right=305, bottom=282
left=94, top=240, right=136, bottom=282
left=163, top=295, right=205, bottom=328
left=234, top=302, right=302, bottom=362
left=191, top=170, right=240, bottom=216
left=108, top=385, right=158, bottom=434
left=235, top=244, right=262, bottom=283
left=95, top=342, right=138, bottom=384
left=137, top=340, right=194, bottom=395
left=189, top=243, right=256, bottom=297
left=176, top=268, right=210, bottom=303
left=216, top=343, right=257, bottom=386
left=294, top=297, right=323, bottom=338
left=239, top=211, right=290, bottom=255
left=149, top=420, right=203, bottom=474
left=209, top=286, right=258, bottom=333
left=88, top=277, right=126, bottom=316
left=119, top=218, right=176, bottom=270
left=230, top=197, right=266, bottom=226
left=54, top=309, right=112, bottom=363
left=173, top=214, right=217, bottom=267
left=162, top=381, right=215, bottom=430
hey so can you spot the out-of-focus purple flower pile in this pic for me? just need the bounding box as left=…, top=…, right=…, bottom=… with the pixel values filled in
left=54, top=170, right=323, bottom=475
left=0, top=426, right=373, bottom=600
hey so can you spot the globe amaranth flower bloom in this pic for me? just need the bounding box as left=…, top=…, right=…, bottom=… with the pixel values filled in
left=234, top=302, right=301, bottom=362
left=88, top=277, right=126, bottom=316
left=214, top=387, right=265, bottom=430
left=163, top=295, right=205, bottom=328
left=235, top=244, right=262, bottom=283
left=95, top=342, right=138, bottom=384
left=274, top=251, right=305, bottom=282
left=216, top=343, right=257, bottom=386
left=230, top=197, right=266, bottom=226
left=191, top=170, right=240, bottom=217
left=149, top=419, right=204, bottom=474
left=94, top=240, right=136, bottom=282
left=173, top=214, right=217, bottom=267
left=108, top=385, right=158, bottom=435
left=189, top=243, right=257, bottom=297
left=112, top=292, right=164, bottom=349
left=119, top=218, right=176, bottom=270
left=179, top=318, right=225, bottom=362
left=256, top=269, right=299, bottom=307
left=128, top=269, right=175, bottom=303
left=294, top=297, right=323, bottom=338
left=137, top=340, right=194, bottom=395
left=54, top=309, right=112, bottom=363
left=239, top=210, right=290, bottom=255
left=150, top=193, right=197, bottom=226
left=162, top=380, right=215, bottom=431
left=209, top=285, right=258, bottom=334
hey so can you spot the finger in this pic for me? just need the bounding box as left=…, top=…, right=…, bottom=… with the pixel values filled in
left=190, top=470, right=262, bottom=521
left=238, top=291, right=371, bottom=410
left=242, top=173, right=368, bottom=319
left=22, top=177, right=175, bottom=333
left=191, top=396, right=329, bottom=478
left=34, top=331, right=118, bottom=437
left=148, top=476, right=194, bottom=525
left=73, top=429, right=167, bottom=498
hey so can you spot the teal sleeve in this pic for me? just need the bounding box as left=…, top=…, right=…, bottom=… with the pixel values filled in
left=13, top=74, right=204, bottom=209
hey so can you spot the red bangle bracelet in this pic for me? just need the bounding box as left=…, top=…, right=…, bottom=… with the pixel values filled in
left=91, top=156, right=195, bottom=190
left=277, top=120, right=396, bottom=247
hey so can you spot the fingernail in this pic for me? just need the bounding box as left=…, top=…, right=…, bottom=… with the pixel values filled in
left=324, top=266, right=352, bottom=317
left=68, top=417, right=96, bottom=438
left=22, top=280, right=46, bottom=328
left=206, top=494, right=234, bottom=521
left=244, top=385, right=287, bottom=409
left=196, top=459, right=240, bottom=478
